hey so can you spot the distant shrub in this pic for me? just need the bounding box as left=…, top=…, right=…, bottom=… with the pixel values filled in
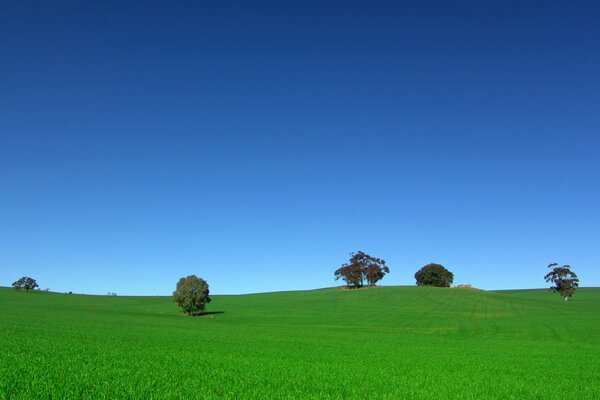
left=12, top=277, right=39, bottom=291
left=415, top=264, right=454, bottom=287
left=173, top=275, right=211, bottom=316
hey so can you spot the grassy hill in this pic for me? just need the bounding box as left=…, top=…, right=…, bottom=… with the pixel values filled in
left=1, top=286, right=599, bottom=399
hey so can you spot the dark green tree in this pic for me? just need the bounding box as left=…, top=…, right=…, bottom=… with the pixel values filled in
left=544, top=263, right=579, bottom=301
left=12, top=277, right=39, bottom=291
left=173, top=275, right=211, bottom=316
left=335, top=251, right=390, bottom=289
left=414, top=263, right=454, bottom=287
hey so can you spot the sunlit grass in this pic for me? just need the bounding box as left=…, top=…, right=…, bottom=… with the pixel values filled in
left=1, top=286, right=599, bottom=399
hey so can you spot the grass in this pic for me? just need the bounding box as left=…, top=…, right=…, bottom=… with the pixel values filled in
left=1, top=286, right=599, bottom=399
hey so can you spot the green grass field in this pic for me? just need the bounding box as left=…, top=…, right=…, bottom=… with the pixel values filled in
left=1, top=286, right=599, bottom=399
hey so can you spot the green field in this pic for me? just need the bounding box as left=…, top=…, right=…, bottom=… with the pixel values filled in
left=1, top=286, right=599, bottom=399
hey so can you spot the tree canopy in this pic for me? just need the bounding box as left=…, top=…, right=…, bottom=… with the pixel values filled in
left=334, top=251, right=390, bottom=289
left=414, top=263, right=453, bottom=287
left=544, top=263, right=579, bottom=301
left=12, top=277, right=39, bottom=291
left=173, top=275, right=211, bottom=316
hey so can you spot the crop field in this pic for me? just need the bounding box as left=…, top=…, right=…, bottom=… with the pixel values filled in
left=1, top=286, right=599, bottom=399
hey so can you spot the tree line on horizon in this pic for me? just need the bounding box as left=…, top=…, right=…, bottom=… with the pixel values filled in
left=333, top=252, right=580, bottom=303
left=10, top=256, right=580, bottom=317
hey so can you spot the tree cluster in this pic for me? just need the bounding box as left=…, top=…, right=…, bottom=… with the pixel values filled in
left=334, top=251, right=390, bottom=289
left=333, top=252, right=459, bottom=289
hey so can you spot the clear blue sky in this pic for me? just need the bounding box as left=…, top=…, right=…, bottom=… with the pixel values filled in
left=1, top=1, right=598, bottom=295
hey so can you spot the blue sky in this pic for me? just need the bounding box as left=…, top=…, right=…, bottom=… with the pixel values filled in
left=1, top=1, right=599, bottom=295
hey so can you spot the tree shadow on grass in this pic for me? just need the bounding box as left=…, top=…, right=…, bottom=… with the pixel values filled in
left=201, top=311, right=224, bottom=316
left=181, top=311, right=225, bottom=317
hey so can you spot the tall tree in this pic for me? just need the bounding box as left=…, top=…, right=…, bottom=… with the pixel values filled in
left=334, top=251, right=390, bottom=289
left=544, top=263, right=579, bottom=301
left=173, top=275, right=211, bottom=316
left=12, top=277, right=39, bottom=291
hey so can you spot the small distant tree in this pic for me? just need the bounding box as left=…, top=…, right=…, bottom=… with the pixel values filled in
left=544, top=263, right=579, bottom=301
left=12, top=277, right=39, bottom=291
left=334, top=251, right=390, bottom=289
left=415, top=263, right=454, bottom=287
left=173, top=275, right=211, bottom=316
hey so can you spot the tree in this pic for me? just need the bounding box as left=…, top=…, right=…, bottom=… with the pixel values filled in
left=544, top=263, right=579, bottom=301
left=414, top=263, right=453, bottom=287
left=12, top=277, right=39, bottom=291
left=334, top=251, right=390, bottom=289
left=173, top=275, right=211, bottom=316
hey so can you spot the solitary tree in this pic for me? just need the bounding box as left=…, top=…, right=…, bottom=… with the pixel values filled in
left=12, top=277, right=39, bottom=291
left=414, top=263, right=453, bottom=287
left=334, top=251, right=390, bottom=289
left=173, top=275, right=211, bottom=316
left=544, top=263, right=579, bottom=301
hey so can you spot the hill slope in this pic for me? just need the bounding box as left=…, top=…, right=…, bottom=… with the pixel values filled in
left=1, top=286, right=599, bottom=399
